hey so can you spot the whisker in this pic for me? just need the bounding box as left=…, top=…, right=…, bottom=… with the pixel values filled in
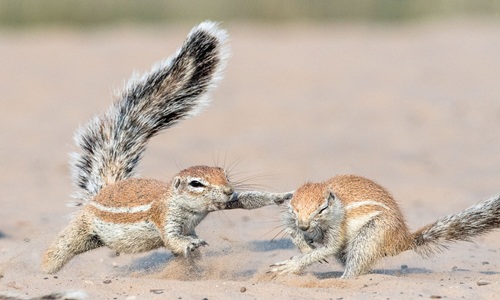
left=226, top=155, right=247, bottom=175
left=231, top=179, right=274, bottom=188
left=217, top=210, right=232, bottom=224
left=211, top=151, right=216, bottom=168
left=210, top=211, right=231, bottom=230
left=254, top=219, right=288, bottom=239
left=222, top=149, right=228, bottom=170
left=173, top=159, right=182, bottom=172
left=270, top=226, right=290, bottom=242
left=232, top=172, right=278, bottom=183
left=212, top=147, right=218, bottom=168
left=230, top=174, right=280, bottom=191
left=232, top=183, right=273, bottom=191
left=229, top=170, right=276, bottom=180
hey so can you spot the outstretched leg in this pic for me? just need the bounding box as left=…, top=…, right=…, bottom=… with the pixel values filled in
left=225, top=191, right=293, bottom=209
left=42, top=212, right=103, bottom=274
left=341, top=219, right=384, bottom=279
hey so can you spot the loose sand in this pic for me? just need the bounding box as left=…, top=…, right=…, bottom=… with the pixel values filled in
left=1, top=19, right=499, bottom=299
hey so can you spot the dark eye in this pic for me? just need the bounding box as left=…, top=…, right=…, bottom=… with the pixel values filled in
left=318, top=206, right=328, bottom=214
left=189, top=180, right=205, bottom=188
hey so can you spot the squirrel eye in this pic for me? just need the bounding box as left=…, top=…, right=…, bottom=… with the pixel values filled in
left=318, top=206, right=328, bottom=214
left=189, top=180, right=205, bottom=188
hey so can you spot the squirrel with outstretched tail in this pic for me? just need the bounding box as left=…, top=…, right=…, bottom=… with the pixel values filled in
left=268, top=175, right=500, bottom=278
left=42, top=21, right=291, bottom=274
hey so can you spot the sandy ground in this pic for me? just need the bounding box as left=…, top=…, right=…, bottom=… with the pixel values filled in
left=1, top=19, right=500, bottom=299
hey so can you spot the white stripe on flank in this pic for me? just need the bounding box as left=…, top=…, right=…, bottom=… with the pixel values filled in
left=345, top=200, right=390, bottom=211
left=90, top=202, right=152, bottom=214
left=346, top=211, right=382, bottom=240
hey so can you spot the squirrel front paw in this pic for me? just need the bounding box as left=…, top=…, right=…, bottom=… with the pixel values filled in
left=186, top=238, right=208, bottom=252
left=274, top=191, right=294, bottom=205
left=268, top=256, right=303, bottom=275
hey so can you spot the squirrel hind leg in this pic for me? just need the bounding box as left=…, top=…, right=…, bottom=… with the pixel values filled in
left=340, top=220, right=384, bottom=279
left=42, top=213, right=103, bottom=274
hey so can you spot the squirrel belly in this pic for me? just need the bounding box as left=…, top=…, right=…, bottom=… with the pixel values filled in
left=270, top=175, right=500, bottom=279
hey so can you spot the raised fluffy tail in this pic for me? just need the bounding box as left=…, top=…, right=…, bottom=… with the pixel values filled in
left=412, top=195, right=500, bottom=257
left=71, top=21, right=229, bottom=203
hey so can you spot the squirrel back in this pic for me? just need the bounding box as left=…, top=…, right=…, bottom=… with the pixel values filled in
left=274, top=174, right=500, bottom=278
left=288, top=175, right=413, bottom=256
left=71, top=21, right=229, bottom=203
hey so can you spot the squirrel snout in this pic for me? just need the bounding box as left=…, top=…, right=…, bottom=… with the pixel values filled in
left=298, top=221, right=310, bottom=231
left=223, top=187, right=234, bottom=196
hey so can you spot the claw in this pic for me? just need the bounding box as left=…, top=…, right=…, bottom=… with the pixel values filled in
left=274, top=192, right=294, bottom=205
left=186, top=238, right=209, bottom=252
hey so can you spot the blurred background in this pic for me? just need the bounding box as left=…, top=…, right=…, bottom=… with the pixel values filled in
left=2, top=0, right=500, bottom=240
left=1, top=0, right=500, bottom=233
left=0, top=0, right=499, bottom=27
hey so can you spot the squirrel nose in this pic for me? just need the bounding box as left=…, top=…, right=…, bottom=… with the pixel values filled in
left=298, top=222, right=310, bottom=231
left=223, top=187, right=234, bottom=196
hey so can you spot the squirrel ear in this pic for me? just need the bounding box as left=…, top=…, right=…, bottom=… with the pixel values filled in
left=327, top=191, right=343, bottom=212
left=173, top=177, right=182, bottom=190
left=327, top=190, right=341, bottom=206
left=327, top=191, right=336, bottom=202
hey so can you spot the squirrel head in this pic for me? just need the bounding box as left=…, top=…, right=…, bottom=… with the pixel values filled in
left=171, top=165, right=234, bottom=212
left=288, top=182, right=342, bottom=232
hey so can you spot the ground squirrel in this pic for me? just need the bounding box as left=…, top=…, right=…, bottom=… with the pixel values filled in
left=41, top=21, right=291, bottom=274
left=269, top=175, right=500, bottom=278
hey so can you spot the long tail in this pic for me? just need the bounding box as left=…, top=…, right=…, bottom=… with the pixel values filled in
left=70, top=21, right=229, bottom=203
left=412, top=195, right=500, bottom=257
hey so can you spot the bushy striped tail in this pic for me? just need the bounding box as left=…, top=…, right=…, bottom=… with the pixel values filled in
left=71, top=21, right=229, bottom=203
left=412, top=195, right=500, bottom=257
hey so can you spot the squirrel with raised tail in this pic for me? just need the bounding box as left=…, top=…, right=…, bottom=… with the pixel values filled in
left=268, top=174, right=500, bottom=278
left=41, top=21, right=291, bottom=274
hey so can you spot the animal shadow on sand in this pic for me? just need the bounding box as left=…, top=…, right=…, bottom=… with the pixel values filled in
left=120, top=251, right=174, bottom=274
left=312, top=266, right=500, bottom=279
left=451, top=268, right=499, bottom=276
left=247, top=239, right=296, bottom=252
left=312, top=267, right=433, bottom=279
left=116, top=239, right=295, bottom=279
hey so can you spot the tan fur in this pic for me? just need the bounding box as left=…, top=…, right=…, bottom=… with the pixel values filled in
left=329, top=175, right=413, bottom=256
left=177, top=166, right=229, bottom=186
left=42, top=166, right=231, bottom=273
left=272, top=174, right=500, bottom=278
left=87, top=207, right=150, bottom=224
left=93, top=178, right=170, bottom=208
left=291, top=176, right=413, bottom=256
left=42, top=166, right=290, bottom=273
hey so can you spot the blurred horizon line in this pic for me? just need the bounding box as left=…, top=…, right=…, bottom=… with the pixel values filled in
left=1, top=0, right=499, bottom=29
